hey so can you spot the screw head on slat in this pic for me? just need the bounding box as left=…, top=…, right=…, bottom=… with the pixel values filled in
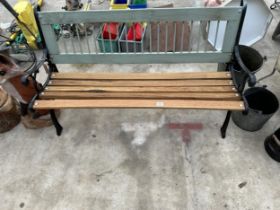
left=240, top=104, right=244, bottom=107
left=41, top=92, right=45, bottom=95
left=156, top=101, right=165, bottom=107
left=49, top=81, right=52, bottom=84
left=45, top=87, right=48, bottom=90
left=227, top=73, right=231, bottom=77
left=235, top=94, right=239, bottom=97
left=52, top=74, right=55, bottom=77
left=232, top=87, right=236, bottom=91
left=229, top=81, right=233, bottom=85
left=35, top=102, right=38, bottom=106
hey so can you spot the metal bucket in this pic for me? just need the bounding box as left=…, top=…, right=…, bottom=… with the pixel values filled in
left=232, top=87, right=279, bottom=131
left=264, top=128, right=280, bottom=162
left=232, top=45, right=264, bottom=91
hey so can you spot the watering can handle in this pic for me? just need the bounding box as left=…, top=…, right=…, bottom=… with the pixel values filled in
left=234, top=46, right=257, bottom=87
left=256, top=54, right=280, bottom=83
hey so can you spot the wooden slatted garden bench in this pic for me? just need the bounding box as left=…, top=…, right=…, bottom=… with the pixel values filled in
left=25, top=5, right=252, bottom=136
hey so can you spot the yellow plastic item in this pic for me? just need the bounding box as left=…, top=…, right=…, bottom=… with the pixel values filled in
left=5, top=33, right=18, bottom=45
left=83, top=0, right=92, bottom=11
left=110, top=0, right=129, bottom=9
left=9, top=33, right=18, bottom=41
left=13, top=0, right=39, bottom=49
left=37, top=0, right=44, bottom=7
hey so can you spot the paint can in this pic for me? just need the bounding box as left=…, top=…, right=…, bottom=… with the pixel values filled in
left=232, top=87, right=279, bottom=132
left=264, top=128, right=280, bottom=162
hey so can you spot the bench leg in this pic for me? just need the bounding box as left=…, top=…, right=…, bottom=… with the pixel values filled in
left=220, top=111, right=231, bottom=138
left=20, top=103, right=28, bottom=116
left=50, top=110, right=63, bottom=136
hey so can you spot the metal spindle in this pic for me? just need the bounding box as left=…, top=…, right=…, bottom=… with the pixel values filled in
left=117, top=23, right=121, bottom=53
left=92, top=24, right=98, bottom=54
left=108, top=22, right=114, bottom=53
left=214, top=20, right=220, bottom=50
left=204, top=20, right=210, bottom=52
left=62, top=27, right=68, bottom=54
left=165, top=21, right=168, bottom=53
left=125, top=24, right=129, bottom=53
left=173, top=22, right=177, bottom=52
left=180, top=21, right=185, bottom=52
left=70, top=24, right=76, bottom=53
left=84, top=23, right=91, bottom=53
left=197, top=21, right=201, bottom=52
left=75, top=24, right=83, bottom=53
left=149, top=23, right=152, bottom=52
left=141, top=28, right=144, bottom=53
left=189, top=21, right=193, bottom=52
left=157, top=22, right=160, bottom=53
left=101, top=24, right=106, bottom=53
left=133, top=23, right=137, bottom=53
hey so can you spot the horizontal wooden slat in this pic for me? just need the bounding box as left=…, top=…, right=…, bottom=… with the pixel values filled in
left=49, top=79, right=233, bottom=87
left=45, top=86, right=237, bottom=93
left=41, top=92, right=241, bottom=100
left=51, top=72, right=232, bottom=80
left=33, top=99, right=245, bottom=110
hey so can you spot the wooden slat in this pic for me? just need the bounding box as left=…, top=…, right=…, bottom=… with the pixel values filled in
left=41, top=92, right=241, bottom=100
left=33, top=99, right=245, bottom=110
left=51, top=72, right=232, bottom=80
left=45, top=86, right=237, bottom=93
left=49, top=79, right=233, bottom=87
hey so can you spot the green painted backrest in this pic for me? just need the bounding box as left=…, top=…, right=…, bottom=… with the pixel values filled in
left=38, top=7, right=243, bottom=64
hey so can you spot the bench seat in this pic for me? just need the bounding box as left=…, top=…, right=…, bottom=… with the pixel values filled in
left=33, top=72, right=245, bottom=111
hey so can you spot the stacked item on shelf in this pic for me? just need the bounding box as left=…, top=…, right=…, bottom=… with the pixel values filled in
left=129, top=0, right=147, bottom=9
left=119, top=22, right=146, bottom=52
left=110, top=0, right=129, bottom=10
left=97, top=22, right=122, bottom=52
left=98, top=0, right=148, bottom=53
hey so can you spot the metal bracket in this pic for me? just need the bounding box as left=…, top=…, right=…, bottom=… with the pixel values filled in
left=27, top=59, right=63, bottom=135
left=234, top=46, right=257, bottom=87
left=28, top=60, right=53, bottom=113
left=220, top=62, right=249, bottom=139
left=229, top=64, right=243, bottom=93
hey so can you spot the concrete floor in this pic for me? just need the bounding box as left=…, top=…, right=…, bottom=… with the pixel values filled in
left=1, top=0, right=280, bottom=209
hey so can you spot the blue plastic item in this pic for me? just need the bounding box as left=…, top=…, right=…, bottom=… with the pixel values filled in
left=129, top=4, right=147, bottom=9
left=115, top=0, right=127, bottom=4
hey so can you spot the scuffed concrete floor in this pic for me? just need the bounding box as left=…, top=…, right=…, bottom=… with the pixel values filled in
left=1, top=0, right=280, bottom=209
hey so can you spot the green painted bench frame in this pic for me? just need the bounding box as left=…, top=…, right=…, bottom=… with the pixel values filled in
left=38, top=7, right=244, bottom=64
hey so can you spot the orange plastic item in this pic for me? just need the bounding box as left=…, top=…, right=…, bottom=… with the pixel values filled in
left=102, top=23, right=119, bottom=39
